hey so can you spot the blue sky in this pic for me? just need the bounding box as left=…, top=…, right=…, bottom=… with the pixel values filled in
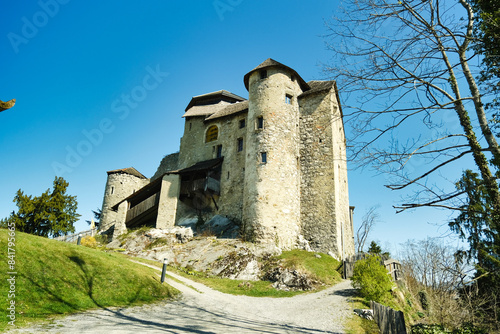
left=1, top=0, right=461, bottom=254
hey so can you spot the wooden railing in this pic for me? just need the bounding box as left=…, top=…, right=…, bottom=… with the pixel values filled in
left=54, top=228, right=97, bottom=243
left=126, top=193, right=159, bottom=222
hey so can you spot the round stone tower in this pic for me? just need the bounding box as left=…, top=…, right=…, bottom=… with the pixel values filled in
left=99, top=168, right=149, bottom=236
left=242, top=59, right=309, bottom=249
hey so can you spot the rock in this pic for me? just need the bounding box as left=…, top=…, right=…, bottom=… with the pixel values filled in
left=315, top=254, right=321, bottom=259
left=203, top=215, right=240, bottom=238
left=145, top=227, right=194, bottom=244
left=297, top=234, right=312, bottom=252
left=212, top=248, right=260, bottom=281
left=328, top=251, right=340, bottom=261
left=106, top=239, right=122, bottom=249
left=177, top=216, right=198, bottom=230
left=264, top=267, right=316, bottom=291
left=353, top=309, right=374, bottom=321
left=238, top=282, right=254, bottom=289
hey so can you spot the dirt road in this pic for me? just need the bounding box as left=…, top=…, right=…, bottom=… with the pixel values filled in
left=8, top=264, right=355, bottom=334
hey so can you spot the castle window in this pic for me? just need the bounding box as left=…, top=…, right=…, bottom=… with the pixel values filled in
left=260, top=70, right=267, bottom=79
left=216, top=145, right=223, bottom=158
left=257, top=116, right=264, bottom=130
left=205, top=125, right=219, bottom=143
left=260, top=152, right=267, bottom=164
left=285, top=94, right=293, bottom=105
left=189, top=122, right=192, bottom=131
left=111, top=186, right=114, bottom=195
left=237, top=138, right=244, bottom=152
left=239, top=119, right=246, bottom=129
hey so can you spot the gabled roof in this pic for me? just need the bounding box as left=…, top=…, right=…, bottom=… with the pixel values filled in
left=205, top=100, right=249, bottom=121
left=298, top=80, right=344, bottom=120
left=184, top=90, right=246, bottom=112
left=298, top=80, right=336, bottom=98
left=182, top=103, right=228, bottom=118
left=106, top=167, right=147, bottom=179
left=243, top=58, right=310, bottom=92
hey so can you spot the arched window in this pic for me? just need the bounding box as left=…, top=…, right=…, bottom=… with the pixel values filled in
left=205, top=125, right=219, bottom=143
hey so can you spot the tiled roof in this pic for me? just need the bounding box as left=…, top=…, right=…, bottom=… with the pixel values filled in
left=299, top=80, right=335, bottom=98
left=184, top=90, right=246, bottom=111
left=205, top=100, right=248, bottom=121
left=107, top=167, right=148, bottom=179
left=243, top=58, right=310, bottom=92
left=182, top=102, right=228, bottom=118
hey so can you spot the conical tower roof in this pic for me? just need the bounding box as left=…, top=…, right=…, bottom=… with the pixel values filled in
left=243, top=58, right=310, bottom=91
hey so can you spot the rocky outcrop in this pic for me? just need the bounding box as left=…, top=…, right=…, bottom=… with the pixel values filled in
left=263, top=267, right=318, bottom=291
left=212, top=248, right=260, bottom=281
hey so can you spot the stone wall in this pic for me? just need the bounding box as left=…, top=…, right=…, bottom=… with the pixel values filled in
left=151, top=152, right=179, bottom=181
left=243, top=68, right=303, bottom=248
left=299, top=86, right=354, bottom=257
left=175, top=110, right=249, bottom=226
left=211, top=114, right=247, bottom=225
left=178, top=117, right=221, bottom=169
left=98, top=60, right=354, bottom=258
left=100, top=172, right=150, bottom=235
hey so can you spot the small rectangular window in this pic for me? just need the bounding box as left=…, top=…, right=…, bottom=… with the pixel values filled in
left=285, top=94, right=292, bottom=104
left=261, top=152, right=267, bottom=164
left=216, top=145, right=223, bottom=158
left=111, top=186, right=114, bottom=195
left=239, top=119, right=246, bottom=128
left=237, top=138, right=243, bottom=152
left=260, top=70, right=267, bottom=79
left=257, top=116, right=264, bottom=129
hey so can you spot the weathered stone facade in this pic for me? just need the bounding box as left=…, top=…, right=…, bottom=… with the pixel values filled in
left=99, top=58, right=354, bottom=258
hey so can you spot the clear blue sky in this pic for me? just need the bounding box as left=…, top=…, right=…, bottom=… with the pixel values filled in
left=0, top=0, right=460, bottom=254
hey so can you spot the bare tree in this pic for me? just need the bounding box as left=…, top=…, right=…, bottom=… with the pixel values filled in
left=356, top=205, right=380, bottom=253
left=324, top=0, right=500, bottom=213
left=399, top=238, right=476, bottom=328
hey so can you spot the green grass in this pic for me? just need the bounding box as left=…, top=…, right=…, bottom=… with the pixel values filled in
left=344, top=295, right=381, bottom=334
left=0, top=229, right=179, bottom=331
left=171, top=266, right=306, bottom=297
left=132, top=249, right=343, bottom=298
left=276, top=249, right=342, bottom=286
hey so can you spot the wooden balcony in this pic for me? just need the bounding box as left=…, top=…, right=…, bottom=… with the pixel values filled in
left=125, top=192, right=160, bottom=227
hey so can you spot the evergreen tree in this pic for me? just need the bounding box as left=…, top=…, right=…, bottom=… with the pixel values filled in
left=450, top=170, right=500, bottom=328
left=1, top=177, right=80, bottom=238
left=469, top=0, right=500, bottom=119
left=85, top=208, right=101, bottom=229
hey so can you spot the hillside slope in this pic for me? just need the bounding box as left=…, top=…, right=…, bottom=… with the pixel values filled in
left=0, top=229, right=178, bottom=331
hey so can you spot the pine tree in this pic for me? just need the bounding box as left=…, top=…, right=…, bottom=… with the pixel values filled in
left=1, top=177, right=80, bottom=238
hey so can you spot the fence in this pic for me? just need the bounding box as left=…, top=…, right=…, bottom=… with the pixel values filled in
left=371, top=301, right=407, bottom=334
left=53, top=228, right=97, bottom=243
left=343, top=253, right=371, bottom=278
left=343, top=253, right=402, bottom=280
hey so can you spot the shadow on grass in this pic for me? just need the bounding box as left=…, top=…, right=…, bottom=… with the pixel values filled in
left=23, top=254, right=344, bottom=333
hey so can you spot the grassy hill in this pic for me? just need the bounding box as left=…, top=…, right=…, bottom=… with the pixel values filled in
left=0, top=229, right=178, bottom=331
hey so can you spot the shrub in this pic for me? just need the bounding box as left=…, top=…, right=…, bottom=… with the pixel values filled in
left=80, top=235, right=97, bottom=248
left=351, top=255, right=393, bottom=303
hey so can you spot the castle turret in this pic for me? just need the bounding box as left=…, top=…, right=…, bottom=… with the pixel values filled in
left=99, top=167, right=149, bottom=237
left=242, top=59, right=309, bottom=248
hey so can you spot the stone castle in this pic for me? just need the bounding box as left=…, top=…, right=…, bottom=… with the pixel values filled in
left=99, top=58, right=355, bottom=259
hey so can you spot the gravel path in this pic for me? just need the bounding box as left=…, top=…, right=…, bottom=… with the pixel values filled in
left=8, top=263, right=356, bottom=334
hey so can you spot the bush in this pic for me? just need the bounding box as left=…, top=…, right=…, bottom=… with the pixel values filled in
left=351, top=255, right=393, bottom=303
left=80, top=235, right=97, bottom=248
left=410, top=323, right=487, bottom=334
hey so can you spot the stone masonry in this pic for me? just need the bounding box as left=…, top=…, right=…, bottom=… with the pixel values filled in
left=99, top=58, right=355, bottom=259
